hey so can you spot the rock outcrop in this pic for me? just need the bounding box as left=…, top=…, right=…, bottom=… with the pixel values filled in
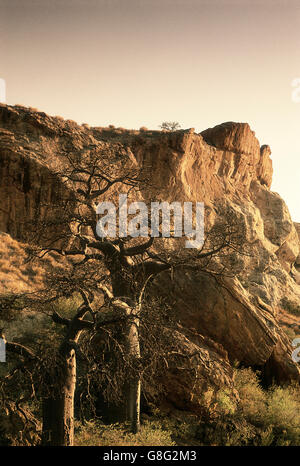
left=0, top=104, right=299, bottom=413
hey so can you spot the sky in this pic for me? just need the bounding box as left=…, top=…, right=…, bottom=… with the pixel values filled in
left=0, top=0, right=300, bottom=220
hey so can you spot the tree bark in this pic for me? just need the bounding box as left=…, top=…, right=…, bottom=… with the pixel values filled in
left=104, top=257, right=144, bottom=433
left=42, top=345, right=76, bottom=446
left=125, top=315, right=141, bottom=433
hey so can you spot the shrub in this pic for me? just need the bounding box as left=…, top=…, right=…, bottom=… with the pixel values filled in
left=265, top=385, right=300, bottom=445
left=74, top=420, right=175, bottom=446
left=281, top=297, right=300, bottom=315
left=234, top=368, right=266, bottom=424
left=159, top=121, right=181, bottom=131
left=195, top=368, right=300, bottom=446
left=215, top=388, right=237, bottom=416
left=74, top=370, right=300, bottom=446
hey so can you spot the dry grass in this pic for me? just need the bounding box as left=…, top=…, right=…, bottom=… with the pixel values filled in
left=0, top=232, right=68, bottom=294
left=0, top=233, right=43, bottom=293
left=74, top=420, right=175, bottom=446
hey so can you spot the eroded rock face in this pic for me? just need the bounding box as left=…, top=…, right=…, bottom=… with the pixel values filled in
left=294, top=223, right=300, bottom=267
left=128, top=119, right=300, bottom=384
left=0, top=104, right=128, bottom=242
left=151, top=328, right=236, bottom=413
left=0, top=104, right=299, bottom=411
left=0, top=137, right=67, bottom=241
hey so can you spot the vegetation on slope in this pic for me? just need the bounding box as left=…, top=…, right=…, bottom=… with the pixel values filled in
left=74, top=367, right=300, bottom=447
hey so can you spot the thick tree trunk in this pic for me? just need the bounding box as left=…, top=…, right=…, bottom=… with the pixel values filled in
left=125, top=315, right=141, bottom=433
left=42, top=347, right=76, bottom=446
left=109, top=265, right=142, bottom=433
left=127, top=375, right=141, bottom=434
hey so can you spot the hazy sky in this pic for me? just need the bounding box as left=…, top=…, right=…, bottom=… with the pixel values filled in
left=1, top=0, right=300, bottom=220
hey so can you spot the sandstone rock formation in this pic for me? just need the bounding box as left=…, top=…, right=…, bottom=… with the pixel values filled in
left=0, top=104, right=299, bottom=414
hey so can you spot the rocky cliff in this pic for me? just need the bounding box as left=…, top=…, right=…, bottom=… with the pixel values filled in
left=0, top=103, right=299, bottom=412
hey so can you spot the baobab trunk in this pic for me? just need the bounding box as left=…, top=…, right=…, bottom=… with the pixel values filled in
left=42, top=345, right=76, bottom=446
left=125, top=314, right=141, bottom=434
left=109, top=265, right=142, bottom=433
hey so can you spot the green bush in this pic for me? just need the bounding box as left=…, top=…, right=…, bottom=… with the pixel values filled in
left=265, top=385, right=300, bottom=445
left=234, top=367, right=267, bottom=424
left=194, top=368, right=300, bottom=446
left=216, top=368, right=300, bottom=446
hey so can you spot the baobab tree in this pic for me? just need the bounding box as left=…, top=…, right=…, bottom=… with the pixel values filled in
left=0, top=261, right=139, bottom=445
left=0, top=265, right=99, bottom=446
